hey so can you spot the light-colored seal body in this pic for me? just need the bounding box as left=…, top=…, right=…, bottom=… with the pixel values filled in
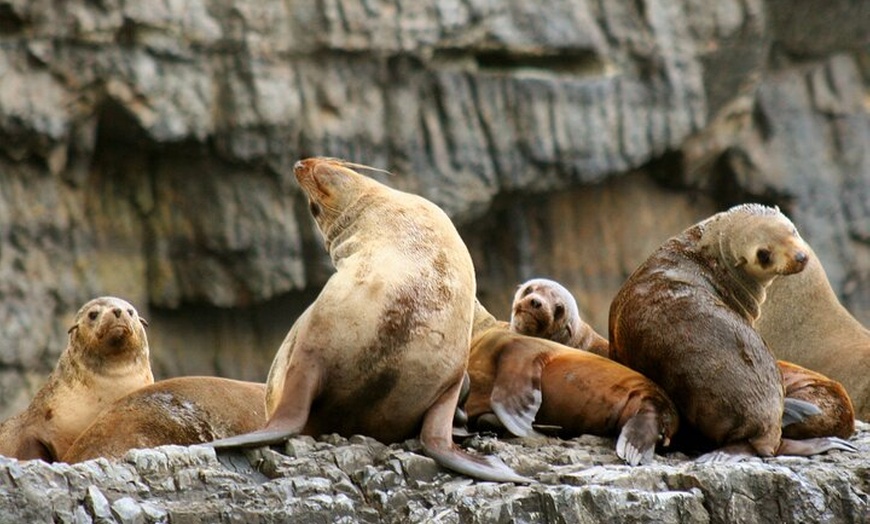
left=209, top=158, right=529, bottom=483
left=757, top=243, right=870, bottom=421
left=510, top=278, right=609, bottom=357
left=0, top=297, right=153, bottom=461
left=468, top=301, right=678, bottom=466
left=609, top=204, right=854, bottom=459
left=62, top=377, right=266, bottom=463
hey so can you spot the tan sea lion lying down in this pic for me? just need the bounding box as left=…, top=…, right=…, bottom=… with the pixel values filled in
left=0, top=297, right=153, bottom=462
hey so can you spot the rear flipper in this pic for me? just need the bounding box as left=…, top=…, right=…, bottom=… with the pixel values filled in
left=615, top=409, right=661, bottom=466
left=206, top=427, right=296, bottom=449
left=777, top=437, right=858, bottom=456
left=782, top=398, right=822, bottom=427
left=422, top=372, right=533, bottom=483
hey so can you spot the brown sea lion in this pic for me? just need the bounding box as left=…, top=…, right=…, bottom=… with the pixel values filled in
left=510, top=278, right=609, bottom=357
left=513, top=277, right=855, bottom=442
left=756, top=243, right=870, bottom=421
left=208, top=157, right=529, bottom=483
left=778, top=361, right=855, bottom=440
left=62, top=377, right=266, bottom=463
left=467, top=301, right=679, bottom=466
left=0, top=297, right=153, bottom=462
left=609, top=204, right=856, bottom=460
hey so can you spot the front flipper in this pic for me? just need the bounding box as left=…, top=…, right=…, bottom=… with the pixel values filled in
left=208, top=358, right=320, bottom=450
left=421, top=373, right=533, bottom=483
left=615, top=409, right=660, bottom=466
left=490, top=345, right=546, bottom=438
left=782, top=398, right=822, bottom=428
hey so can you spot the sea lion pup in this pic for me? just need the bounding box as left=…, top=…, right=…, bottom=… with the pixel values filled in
left=62, top=377, right=266, bottom=464
left=757, top=243, right=870, bottom=421
left=466, top=300, right=679, bottom=466
left=0, top=297, right=153, bottom=462
left=609, top=204, right=857, bottom=460
left=510, top=278, right=610, bottom=357
left=207, top=157, right=529, bottom=483
left=778, top=361, right=855, bottom=440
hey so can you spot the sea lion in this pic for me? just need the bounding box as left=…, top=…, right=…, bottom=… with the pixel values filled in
left=609, top=203, right=856, bottom=460
left=778, top=361, right=855, bottom=440
left=0, top=297, right=152, bottom=462
left=510, top=278, right=609, bottom=357
left=513, top=277, right=855, bottom=442
left=466, top=300, right=679, bottom=466
left=208, top=157, right=529, bottom=483
left=62, top=377, right=266, bottom=463
left=756, top=243, right=870, bottom=421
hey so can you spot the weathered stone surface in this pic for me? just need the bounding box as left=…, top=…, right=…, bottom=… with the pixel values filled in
left=0, top=423, right=866, bottom=523
left=0, top=0, right=867, bottom=423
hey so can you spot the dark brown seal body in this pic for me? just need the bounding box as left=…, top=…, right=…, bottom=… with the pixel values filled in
left=208, top=158, right=528, bottom=483
left=62, top=377, right=266, bottom=463
left=609, top=204, right=855, bottom=459
left=778, top=361, right=855, bottom=439
left=0, top=297, right=152, bottom=461
left=757, top=243, right=870, bottom=421
left=467, top=301, right=678, bottom=466
left=510, top=278, right=609, bottom=357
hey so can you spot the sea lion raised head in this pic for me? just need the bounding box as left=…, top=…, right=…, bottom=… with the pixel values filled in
left=0, top=296, right=153, bottom=462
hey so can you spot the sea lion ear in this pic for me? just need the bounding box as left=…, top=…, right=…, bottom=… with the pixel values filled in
left=139, top=317, right=149, bottom=328
left=67, top=324, right=78, bottom=334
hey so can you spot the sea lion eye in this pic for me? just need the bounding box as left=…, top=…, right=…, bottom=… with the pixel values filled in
left=309, top=201, right=321, bottom=218
left=756, top=248, right=772, bottom=266
left=520, top=286, right=532, bottom=297
left=88, top=310, right=99, bottom=320
left=127, top=309, right=134, bottom=316
left=554, top=304, right=565, bottom=319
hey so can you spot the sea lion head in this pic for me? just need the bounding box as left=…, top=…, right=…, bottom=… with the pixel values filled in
left=293, top=157, right=389, bottom=244
left=510, top=278, right=581, bottom=346
left=723, top=204, right=809, bottom=282
left=67, top=296, right=149, bottom=366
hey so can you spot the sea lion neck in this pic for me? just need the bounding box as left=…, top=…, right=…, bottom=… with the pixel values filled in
left=697, top=219, right=766, bottom=323
left=320, top=192, right=377, bottom=263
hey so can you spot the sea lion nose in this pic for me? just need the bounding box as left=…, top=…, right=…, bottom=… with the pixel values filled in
left=530, top=298, right=541, bottom=309
left=794, top=251, right=808, bottom=264
left=293, top=160, right=305, bottom=172
left=112, top=308, right=122, bottom=318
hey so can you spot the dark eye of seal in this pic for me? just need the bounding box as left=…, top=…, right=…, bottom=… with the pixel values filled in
left=309, top=201, right=321, bottom=218
left=88, top=311, right=99, bottom=321
left=554, top=304, right=565, bottom=319
left=757, top=248, right=772, bottom=266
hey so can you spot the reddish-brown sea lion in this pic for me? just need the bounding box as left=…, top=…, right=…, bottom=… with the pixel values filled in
left=510, top=278, right=610, bottom=358
left=466, top=301, right=679, bottom=466
left=62, top=377, right=266, bottom=463
left=0, top=297, right=153, bottom=462
left=778, top=361, right=855, bottom=440
left=208, top=157, right=529, bottom=483
left=756, top=243, right=870, bottom=421
left=609, top=204, right=856, bottom=460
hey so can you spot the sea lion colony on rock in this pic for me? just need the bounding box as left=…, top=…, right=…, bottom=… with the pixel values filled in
left=0, top=297, right=152, bottom=462
left=0, top=162, right=861, bottom=481
left=609, top=204, right=856, bottom=460
left=510, top=277, right=855, bottom=449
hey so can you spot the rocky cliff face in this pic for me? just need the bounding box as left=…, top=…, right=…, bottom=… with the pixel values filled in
left=1, top=0, right=868, bottom=409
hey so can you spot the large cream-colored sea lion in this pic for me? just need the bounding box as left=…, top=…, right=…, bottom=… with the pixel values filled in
left=208, top=157, right=529, bottom=483
left=756, top=243, right=870, bottom=421
left=510, top=278, right=609, bottom=357
left=62, top=377, right=266, bottom=463
left=466, top=300, right=679, bottom=466
left=609, top=204, right=856, bottom=460
left=0, top=297, right=153, bottom=461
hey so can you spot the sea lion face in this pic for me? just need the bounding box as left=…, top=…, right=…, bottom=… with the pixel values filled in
left=294, top=158, right=372, bottom=238
left=510, top=278, right=580, bottom=344
left=68, top=297, right=149, bottom=361
left=729, top=214, right=810, bottom=282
